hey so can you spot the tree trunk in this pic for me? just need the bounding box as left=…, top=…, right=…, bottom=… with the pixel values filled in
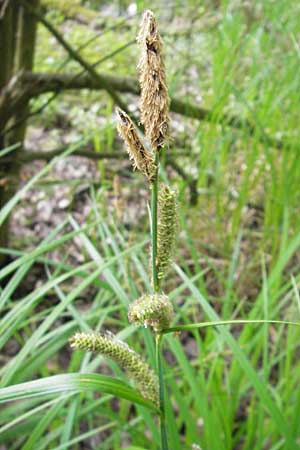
left=0, top=0, right=39, bottom=264
left=0, top=0, right=16, bottom=258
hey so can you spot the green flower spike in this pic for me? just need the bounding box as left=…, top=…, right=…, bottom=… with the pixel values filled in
left=128, top=293, right=174, bottom=332
left=70, top=332, right=158, bottom=405
left=157, top=184, right=178, bottom=282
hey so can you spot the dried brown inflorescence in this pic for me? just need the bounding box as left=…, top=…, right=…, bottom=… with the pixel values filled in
left=116, top=107, right=156, bottom=181
left=137, top=10, right=170, bottom=150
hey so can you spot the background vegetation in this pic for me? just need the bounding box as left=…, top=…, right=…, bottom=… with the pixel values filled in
left=1, top=0, right=300, bottom=449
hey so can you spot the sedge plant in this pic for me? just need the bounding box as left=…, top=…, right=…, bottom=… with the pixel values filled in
left=70, top=10, right=176, bottom=448
left=2, top=9, right=299, bottom=450
left=68, top=10, right=300, bottom=449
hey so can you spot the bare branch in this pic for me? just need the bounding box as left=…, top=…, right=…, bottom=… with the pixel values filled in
left=20, top=146, right=187, bottom=163
left=17, top=0, right=130, bottom=114
left=21, top=71, right=286, bottom=150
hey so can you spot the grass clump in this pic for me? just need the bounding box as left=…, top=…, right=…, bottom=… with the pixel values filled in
left=1, top=4, right=300, bottom=450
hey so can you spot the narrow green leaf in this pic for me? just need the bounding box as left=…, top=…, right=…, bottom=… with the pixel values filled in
left=174, top=265, right=299, bottom=449
left=162, top=319, right=300, bottom=334
left=0, top=373, right=158, bottom=412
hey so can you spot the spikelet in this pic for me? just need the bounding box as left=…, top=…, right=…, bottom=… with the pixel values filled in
left=128, top=293, right=174, bottom=332
left=70, top=332, right=158, bottom=405
left=116, top=108, right=156, bottom=181
left=137, top=10, right=170, bottom=150
left=157, top=184, right=178, bottom=281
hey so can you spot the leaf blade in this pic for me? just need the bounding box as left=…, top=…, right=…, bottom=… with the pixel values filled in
left=0, top=373, right=158, bottom=412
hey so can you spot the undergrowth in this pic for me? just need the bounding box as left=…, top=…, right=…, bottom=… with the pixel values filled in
left=1, top=1, right=300, bottom=450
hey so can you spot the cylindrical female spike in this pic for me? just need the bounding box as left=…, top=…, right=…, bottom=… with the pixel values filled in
left=70, top=332, right=158, bottom=405
left=157, top=184, right=178, bottom=282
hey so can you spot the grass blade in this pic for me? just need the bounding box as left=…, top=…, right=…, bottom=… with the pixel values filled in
left=0, top=373, right=158, bottom=411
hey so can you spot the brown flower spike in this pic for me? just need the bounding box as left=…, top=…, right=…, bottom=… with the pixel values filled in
left=137, top=10, right=170, bottom=150
left=116, top=108, right=156, bottom=181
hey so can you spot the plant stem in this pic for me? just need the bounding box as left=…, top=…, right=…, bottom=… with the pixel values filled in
left=151, top=153, right=168, bottom=448
left=156, top=333, right=169, bottom=450
left=151, top=152, right=159, bottom=293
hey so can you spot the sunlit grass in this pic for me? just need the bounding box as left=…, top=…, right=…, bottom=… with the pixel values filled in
left=1, top=0, right=300, bottom=448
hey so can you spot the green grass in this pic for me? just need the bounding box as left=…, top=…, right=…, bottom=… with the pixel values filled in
left=1, top=173, right=300, bottom=448
left=1, top=0, right=300, bottom=449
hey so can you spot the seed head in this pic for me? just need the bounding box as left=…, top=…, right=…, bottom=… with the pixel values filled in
left=128, top=293, right=174, bottom=332
left=157, top=184, right=178, bottom=282
left=70, top=331, right=158, bottom=405
left=116, top=108, right=156, bottom=181
left=137, top=10, right=170, bottom=150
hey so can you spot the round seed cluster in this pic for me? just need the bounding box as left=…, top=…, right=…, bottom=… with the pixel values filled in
left=128, top=293, right=174, bottom=332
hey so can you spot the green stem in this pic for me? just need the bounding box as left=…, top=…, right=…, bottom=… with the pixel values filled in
left=151, top=153, right=168, bottom=448
left=156, top=334, right=169, bottom=450
left=151, top=152, right=159, bottom=293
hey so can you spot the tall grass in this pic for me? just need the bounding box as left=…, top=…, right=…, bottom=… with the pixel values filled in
left=1, top=161, right=300, bottom=448
left=1, top=1, right=300, bottom=449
